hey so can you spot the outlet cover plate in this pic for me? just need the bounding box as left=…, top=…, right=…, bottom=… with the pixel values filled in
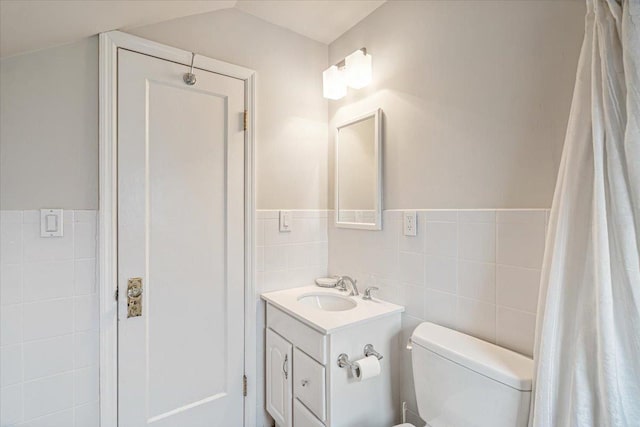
left=403, top=211, right=417, bottom=236
left=40, top=209, right=63, bottom=237
left=279, top=210, right=292, bottom=232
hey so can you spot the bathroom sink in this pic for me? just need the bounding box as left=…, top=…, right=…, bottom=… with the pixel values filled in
left=297, top=293, right=357, bottom=312
left=262, top=286, right=404, bottom=333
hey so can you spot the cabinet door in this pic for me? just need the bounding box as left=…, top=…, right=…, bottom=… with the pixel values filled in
left=266, top=328, right=293, bottom=427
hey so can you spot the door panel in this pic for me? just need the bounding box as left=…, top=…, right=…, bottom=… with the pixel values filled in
left=117, top=49, right=245, bottom=427
left=147, top=82, right=226, bottom=418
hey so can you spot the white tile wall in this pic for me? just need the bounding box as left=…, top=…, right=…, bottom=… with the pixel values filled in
left=2, top=207, right=543, bottom=427
left=0, top=210, right=99, bottom=427
left=336, top=210, right=377, bottom=223
left=255, top=210, right=329, bottom=426
left=328, top=209, right=548, bottom=422
left=256, top=210, right=328, bottom=294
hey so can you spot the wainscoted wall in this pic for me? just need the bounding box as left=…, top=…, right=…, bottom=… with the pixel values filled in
left=0, top=210, right=99, bottom=427
left=336, top=210, right=377, bottom=224
left=1, top=207, right=547, bottom=427
left=328, top=209, right=548, bottom=423
left=255, top=210, right=329, bottom=426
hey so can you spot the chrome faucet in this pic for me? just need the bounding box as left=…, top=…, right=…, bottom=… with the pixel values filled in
left=336, top=276, right=359, bottom=296
left=362, top=286, right=379, bottom=300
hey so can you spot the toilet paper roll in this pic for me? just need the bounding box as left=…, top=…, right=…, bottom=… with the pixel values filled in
left=354, top=355, right=381, bottom=381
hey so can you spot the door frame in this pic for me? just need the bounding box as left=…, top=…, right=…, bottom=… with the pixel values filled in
left=98, top=30, right=257, bottom=427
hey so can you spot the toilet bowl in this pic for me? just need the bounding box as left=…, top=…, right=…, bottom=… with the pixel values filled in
left=398, top=322, right=533, bottom=427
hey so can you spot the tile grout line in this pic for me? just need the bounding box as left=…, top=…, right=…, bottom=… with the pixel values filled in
left=71, top=212, right=77, bottom=426
left=454, top=211, right=460, bottom=331
left=494, top=213, right=498, bottom=344
left=21, top=210, right=25, bottom=422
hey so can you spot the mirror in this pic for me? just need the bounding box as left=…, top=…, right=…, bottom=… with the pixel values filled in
left=335, top=109, right=382, bottom=230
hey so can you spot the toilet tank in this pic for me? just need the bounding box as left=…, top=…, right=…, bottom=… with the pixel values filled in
left=410, top=323, right=533, bottom=427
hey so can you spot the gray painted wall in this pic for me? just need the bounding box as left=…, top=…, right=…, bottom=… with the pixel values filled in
left=1, top=37, right=98, bottom=209
left=0, top=9, right=328, bottom=210
left=328, top=0, right=585, bottom=209
left=130, top=8, right=329, bottom=210
left=0, top=2, right=585, bottom=211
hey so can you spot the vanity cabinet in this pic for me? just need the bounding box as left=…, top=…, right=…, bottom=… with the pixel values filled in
left=264, top=302, right=402, bottom=427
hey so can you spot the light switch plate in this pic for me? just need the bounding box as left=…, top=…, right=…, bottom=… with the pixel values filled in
left=40, top=209, right=63, bottom=237
left=279, top=210, right=292, bottom=232
left=403, top=211, right=417, bottom=236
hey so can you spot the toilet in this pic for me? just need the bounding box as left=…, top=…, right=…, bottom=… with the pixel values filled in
left=396, top=322, right=533, bottom=427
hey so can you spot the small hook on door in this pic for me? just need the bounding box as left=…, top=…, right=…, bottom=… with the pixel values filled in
left=183, top=52, right=197, bottom=86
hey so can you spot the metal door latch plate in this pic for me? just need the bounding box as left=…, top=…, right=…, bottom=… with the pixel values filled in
left=127, top=277, right=143, bottom=318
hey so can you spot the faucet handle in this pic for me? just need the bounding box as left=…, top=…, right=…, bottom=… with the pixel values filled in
left=362, top=286, right=379, bottom=300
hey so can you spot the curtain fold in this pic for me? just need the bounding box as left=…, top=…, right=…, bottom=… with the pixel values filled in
left=530, top=0, right=640, bottom=426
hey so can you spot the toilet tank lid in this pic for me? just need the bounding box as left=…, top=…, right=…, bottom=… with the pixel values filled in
left=411, top=322, right=533, bottom=391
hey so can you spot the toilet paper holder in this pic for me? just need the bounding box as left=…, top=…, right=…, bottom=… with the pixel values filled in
left=364, top=344, right=383, bottom=360
left=337, top=344, right=383, bottom=375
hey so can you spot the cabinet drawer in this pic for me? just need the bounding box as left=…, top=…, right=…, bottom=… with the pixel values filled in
left=293, top=348, right=326, bottom=422
left=294, top=399, right=325, bottom=427
left=267, top=304, right=327, bottom=364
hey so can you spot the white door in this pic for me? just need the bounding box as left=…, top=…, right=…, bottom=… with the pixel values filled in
left=117, top=49, right=246, bottom=427
left=266, top=329, right=292, bottom=427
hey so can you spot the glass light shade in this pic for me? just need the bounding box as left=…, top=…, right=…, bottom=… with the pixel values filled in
left=323, top=65, right=347, bottom=100
left=345, top=49, right=372, bottom=89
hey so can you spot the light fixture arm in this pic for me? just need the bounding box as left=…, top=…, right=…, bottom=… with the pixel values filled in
left=334, top=47, right=367, bottom=69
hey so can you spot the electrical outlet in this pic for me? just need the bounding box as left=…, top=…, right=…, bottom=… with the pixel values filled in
left=279, top=210, right=292, bottom=232
left=403, top=211, right=417, bottom=236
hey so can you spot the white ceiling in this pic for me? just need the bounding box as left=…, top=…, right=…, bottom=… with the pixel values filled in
left=235, top=1, right=385, bottom=44
left=0, top=1, right=235, bottom=58
left=0, top=0, right=386, bottom=58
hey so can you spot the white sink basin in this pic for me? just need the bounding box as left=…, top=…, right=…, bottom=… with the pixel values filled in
left=297, top=293, right=357, bottom=312
left=262, top=286, right=404, bottom=333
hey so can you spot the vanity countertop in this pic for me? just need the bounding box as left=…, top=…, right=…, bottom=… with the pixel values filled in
left=261, top=285, right=404, bottom=334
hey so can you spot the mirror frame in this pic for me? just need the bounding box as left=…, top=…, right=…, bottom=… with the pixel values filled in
left=335, top=108, right=382, bottom=230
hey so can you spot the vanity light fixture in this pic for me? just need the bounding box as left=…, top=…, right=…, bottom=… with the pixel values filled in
left=323, top=48, right=372, bottom=100
left=345, top=49, right=372, bottom=89
left=323, top=65, right=347, bottom=100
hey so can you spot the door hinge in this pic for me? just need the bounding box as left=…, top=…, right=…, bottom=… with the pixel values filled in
left=114, top=289, right=119, bottom=301
left=243, top=374, right=247, bottom=397
left=243, top=110, right=248, bottom=131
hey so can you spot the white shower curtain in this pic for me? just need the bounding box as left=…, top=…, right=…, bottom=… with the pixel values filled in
left=530, top=0, right=640, bottom=426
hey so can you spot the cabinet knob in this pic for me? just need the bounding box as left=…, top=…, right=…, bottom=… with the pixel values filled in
left=301, top=379, right=309, bottom=387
